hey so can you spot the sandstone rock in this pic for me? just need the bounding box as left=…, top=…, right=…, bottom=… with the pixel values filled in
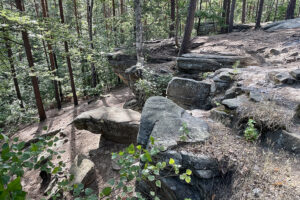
left=70, top=155, right=96, bottom=187
left=166, top=77, right=212, bottom=110
left=74, top=107, right=140, bottom=144
left=137, top=97, right=210, bottom=150
left=177, top=53, right=248, bottom=74
left=222, top=97, right=243, bottom=109
left=249, top=91, right=264, bottom=102
left=212, top=70, right=234, bottom=92
left=263, top=18, right=300, bottom=32
left=268, top=71, right=296, bottom=84
left=290, top=69, right=300, bottom=80
left=136, top=97, right=222, bottom=200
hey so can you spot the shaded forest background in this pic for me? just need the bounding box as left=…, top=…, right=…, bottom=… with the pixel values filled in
left=1, top=0, right=299, bottom=132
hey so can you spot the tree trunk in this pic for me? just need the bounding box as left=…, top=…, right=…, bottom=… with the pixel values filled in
left=228, top=0, right=236, bottom=32
left=255, top=0, right=264, bottom=29
left=87, top=0, right=97, bottom=88
left=15, top=0, right=47, bottom=121
left=286, top=0, right=296, bottom=19
left=242, top=0, right=247, bottom=23
left=73, top=0, right=80, bottom=36
left=225, top=0, right=231, bottom=32
left=175, top=0, right=179, bottom=47
left=178, top=0, right=197, bottom=56
left=169, top=0, right=176, bottom=38
left=196, top=0, right=203, bottom=35
left=120, top=0, right=124, bottom=15
left=58, top=0, right=78, bottom=106
left=221, top=0, right=229, bottom=33
left=134, top=0, right=144, bottom=65
left=273, top=0, right=279, bottom=21
left=4, top=30, right=24, bottom=109
left=53, top=53, right=63, bottom=102
left=40, top=0, right=62, bottom=109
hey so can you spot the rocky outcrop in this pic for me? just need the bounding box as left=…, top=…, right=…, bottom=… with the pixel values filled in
left=177, top=53, right=249, bottom=74
left=73, top=107, right=141, bottom=144
left=166, top=77, right=212, bottom=110
left=136, top=97, right=228, bottom=200
left=263, top=18, right=300, bottom=32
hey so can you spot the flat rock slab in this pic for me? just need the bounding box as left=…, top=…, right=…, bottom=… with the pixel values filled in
left=177, top=53, right=248, bottom=73
left=166, top=77, right=211, bottom=110
left=73, top=107, right=141, bottom=144
left=263, top=18, right=300, bottom=32
left=137, top=96, right=210, bottom=150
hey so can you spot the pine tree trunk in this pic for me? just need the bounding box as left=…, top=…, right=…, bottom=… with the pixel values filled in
left=242, top=0, right=247, bottom=23
left=73, top=0, right=80, bottom=36
left=58, top=0, right=78, bottom=106
left=53, top=53, right=63, bottom=102
left=178, top=0, right=197, bottom=56
left=175, top=0, right=179, bottom=47
left=286, top=0, right=296, bottom=19
left=15, top=0, right=47, bottom=121
left=40, top=0, right=62, bottom=109
left=255, top=0, right=264, bottom=29
left=225, top=0, right=231, bottom=32
left=221, top=0, right=229, bottom=33
left=228, top=0, right=236, bottom=32
left=120, top=0, right=124, bottom=15
left=196, top=0, right=203, bottom=35
left=273, top=0, right=279, bottom=21
left=134, top=0, right=144, bottom=65
left=87, top=0, right=97, bottom=88
left=4, top=29, right=24, bottom=109
left=169, top=0, right=176, bottom=38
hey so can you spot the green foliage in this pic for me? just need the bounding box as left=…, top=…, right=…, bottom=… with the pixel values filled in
left=179, top=122, right=190, bottom=141
left=244, top=119, right=259, bottom=142
left=135, top=70, right=172, bottom=104
left=105, top=137, right=192, bottom=199
left=0, top=133, right=64, bottom=199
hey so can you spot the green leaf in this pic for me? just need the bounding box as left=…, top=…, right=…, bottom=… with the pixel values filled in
left=101, top=187, right=112, bottom=196
left=186, top=169, right=192, bottom=175
left=7, top=177, right=22, bottom=191
left=185, top=176, right=191, bottom=183
left=150, top=136, right=155, bottom=145
left=169, top=158, right=175, bottom=165
left=85, top=188, right=94, bottom=196
left=150, top=191, right=155, bottom=196
left=148, top=175, right=155, bottom=181
left=155, top=180, right=161, bottom=188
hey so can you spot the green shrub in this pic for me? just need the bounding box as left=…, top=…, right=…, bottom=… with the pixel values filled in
left=244, top=119, right=259, bottom=142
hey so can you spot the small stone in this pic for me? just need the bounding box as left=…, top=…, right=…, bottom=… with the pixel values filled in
left=275, top=72, right=296, bottom=84
left=222, top=98, right=242, bottom=109
left=270, top=49, right=280, bottom=56
left=252, top=188, right=261, bottom=197
left=290, top=52, right=299, bottom=57
left=281, top=48, right=289, bottom=53
left=290, top=69, right=300, bottom=80
left=249, top=91, right=263, bottom=102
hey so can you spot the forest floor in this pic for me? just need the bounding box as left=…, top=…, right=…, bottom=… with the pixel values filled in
left=14, top=86, right=134, bottom=199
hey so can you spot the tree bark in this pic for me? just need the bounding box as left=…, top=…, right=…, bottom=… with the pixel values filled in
left=255, top=0, right=264, bottom=29
left=196, top=0, right=203, bottom=36
left=225, top=0, right=231, bottom=32
left=242, top=0, right=247, bottom=23
left=178, top=0, right=197, bottom=56
left=73, top=0, right=80, bottom=36
left=87, top=0, right=97, bottom=88
left=134, top=0, right=144, bottom=65
left=228, top=0, right=236, bottom=32
left=4, top=30, right=24, bottom=109
left=221, top=0, right=229, bottom=33
left=286, top=0, right=296, bottom=19
left=120, top=0, right=124, bottom=15
left=15, top=0, right=47, bottom=121
left=175, top=0, right=179, bottom=47
left=169, top=0, right=176, bottom=38
left=58, top=0, right=78, bottom=106
left=273, top=0, right=279, bottom=21
left=40, top=0, right=62, bottom=109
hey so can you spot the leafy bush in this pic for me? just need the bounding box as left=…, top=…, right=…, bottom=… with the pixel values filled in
left=135, top=70, right=172, bottom=105
left=244, top=119, right=259, bottom=142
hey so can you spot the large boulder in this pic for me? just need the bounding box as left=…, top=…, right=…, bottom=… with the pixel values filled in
left=177, top=53, right=249, bottom=74
left=263, top=18, right=300, bottom=32
left=137, top=96, right=210, bottom=149
left=136, top=97, right=223, bottom=200
left=73, top=107, right=141, bottom=144
left=166, top=77, right=212, bottom=110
